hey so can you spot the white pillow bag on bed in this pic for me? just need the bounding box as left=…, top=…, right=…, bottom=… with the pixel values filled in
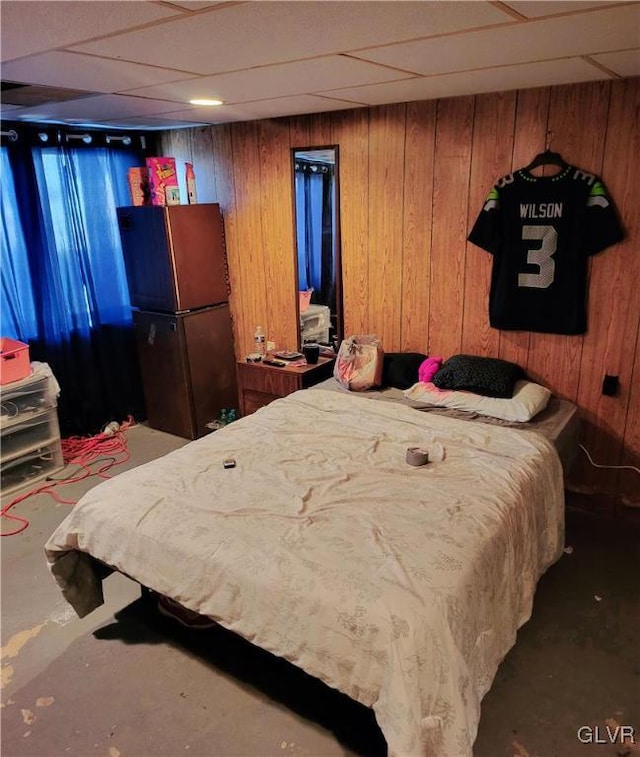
left=404, top=379, right=551, bottom=423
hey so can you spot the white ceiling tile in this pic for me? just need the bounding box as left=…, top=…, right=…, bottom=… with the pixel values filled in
left=591, top=49, right=640, bottom=77
left=228, top=95, right=365, bottom=120
left=352, top=5, right=640, bottom=76
left=1, top=51, right=199, bottom=93
left=0, top=1, right=182, bottom=62
left=11, top=94, right=199, bottom=124
left=159, top=1, right=227, bottom=9
left=160, top=95, right=363, bottom=124
left=126, top=55, right=413, bottom=104
left=324, top=58, right=610, bottom=106
left=78, top=116, right=211, bottom=130
left=69, top=1, right=514, bottom=75
left=141, top=105, right=253, bottom=125
left=502, top=1, right=614, bottom=20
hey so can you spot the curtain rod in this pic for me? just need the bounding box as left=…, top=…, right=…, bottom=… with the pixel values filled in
left=0, top=123, right=153, bottom=151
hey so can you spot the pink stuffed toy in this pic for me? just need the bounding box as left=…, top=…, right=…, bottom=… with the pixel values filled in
left=418, top=356, right=443, bottom=384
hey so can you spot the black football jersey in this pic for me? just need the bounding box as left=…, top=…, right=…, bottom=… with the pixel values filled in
left=468, top=165, right=624, bottom=334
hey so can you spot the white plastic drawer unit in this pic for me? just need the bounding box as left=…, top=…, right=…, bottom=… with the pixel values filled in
left=1, top=408, right=61, bottom=464
left=0, top=364, right=64, bottom=496
left=1, top=441, right=64, bottom=494
left=1, top=374, right=57, bottom=428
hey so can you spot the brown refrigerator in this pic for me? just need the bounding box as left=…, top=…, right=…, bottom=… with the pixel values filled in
left=117, top=203, right=237, bottom=439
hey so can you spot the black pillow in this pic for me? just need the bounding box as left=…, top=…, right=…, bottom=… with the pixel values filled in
left=432, top=354, right=524, bottom=398
left=382, top=352, right=427, bottom=389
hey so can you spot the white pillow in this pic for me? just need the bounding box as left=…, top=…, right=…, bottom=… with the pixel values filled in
left=404, top=379, right=551, bottom=422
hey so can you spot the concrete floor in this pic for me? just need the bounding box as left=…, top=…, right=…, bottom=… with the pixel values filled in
left=1, top=423, right=639, bottom=757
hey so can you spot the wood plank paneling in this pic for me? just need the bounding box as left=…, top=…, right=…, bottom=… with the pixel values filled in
left=159, top=129, right=192, bottom=166
left=463, top=91, right=516, bottom=358
left=288, top=116, right=311, bottom=150
left=401, top=100, right=436, bottom=353
left=331, top=108, right=369, bottom=337
left=574, top=78, right=640, bottom=500
left=309, top=112, right=332, bottom=147
left=230, top=121, right=267, bottom=357
left=189, top=127, right=216, bottom=204
left=210, top=124, right=243, bottom=355
left=258, top=120, right=297, bottom=353
left=210, top=125, right=235, bottom=214
left=429, top=96, right=474, bottom=358
left=619, top=322, right=640, bottom=510
left=368, top=104, right=406, bottom=348
left=158, top=128, right=219, bottom=205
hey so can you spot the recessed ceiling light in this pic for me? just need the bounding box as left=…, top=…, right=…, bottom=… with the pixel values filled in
left=189, top=98, right=224, bottom=106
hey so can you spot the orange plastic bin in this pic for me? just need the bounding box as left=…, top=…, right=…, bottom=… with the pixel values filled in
left=0, top=338, right=31, bottom=385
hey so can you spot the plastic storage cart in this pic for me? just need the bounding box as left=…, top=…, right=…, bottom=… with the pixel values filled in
left=0, top=364, right=63, bottom=496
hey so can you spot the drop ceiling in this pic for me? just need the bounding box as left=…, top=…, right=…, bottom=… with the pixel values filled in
left=1, top=0, right=639, bottom=131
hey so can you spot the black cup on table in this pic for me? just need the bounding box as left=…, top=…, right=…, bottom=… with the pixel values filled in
left=303, top=343, right=320, bottom=365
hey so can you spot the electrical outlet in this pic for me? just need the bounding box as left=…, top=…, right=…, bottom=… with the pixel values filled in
left=602, top=374, right=619, bottom=396
left=267, top=341, right=275, bottom=351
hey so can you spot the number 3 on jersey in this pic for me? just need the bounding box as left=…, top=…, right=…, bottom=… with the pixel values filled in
left=518, top=224, right=557, bottom=289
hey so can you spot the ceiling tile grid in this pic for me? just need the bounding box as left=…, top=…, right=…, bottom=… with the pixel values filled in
left=348, top=5, right=640, bottom=77
left=319, top=57, right=611, bottom=107
left=1, top=50, right=201, bottom=93
left=0, top=0, right=184, bottom=62
left=122, top=55, right=416, bottom=104
left=66, top=1, right=515, bottom=75
left=0, top=0, right=638, bottom=129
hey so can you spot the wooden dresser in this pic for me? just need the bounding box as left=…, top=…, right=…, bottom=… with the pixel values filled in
left=236, top=356, right=335, bottom=417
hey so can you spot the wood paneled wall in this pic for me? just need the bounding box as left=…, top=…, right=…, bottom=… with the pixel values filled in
left=159, top=77, right=640, bottom=515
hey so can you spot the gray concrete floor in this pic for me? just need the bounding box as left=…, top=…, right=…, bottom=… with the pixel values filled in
left=1, top=423, right=639, bottom=757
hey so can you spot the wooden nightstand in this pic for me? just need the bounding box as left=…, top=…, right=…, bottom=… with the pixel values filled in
left=236, top=356, right=335, bottom=417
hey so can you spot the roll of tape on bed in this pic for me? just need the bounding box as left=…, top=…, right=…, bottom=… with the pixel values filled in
left=406, top=447, right=429, bottom=466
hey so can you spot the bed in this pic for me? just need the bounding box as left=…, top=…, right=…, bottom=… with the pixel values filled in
left=45, top=381, right=576, bottom=756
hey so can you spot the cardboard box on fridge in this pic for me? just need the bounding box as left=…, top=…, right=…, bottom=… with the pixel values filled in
left=127, top=167, right=151, bottom=206
left=146, top=157, right=180, bottom=206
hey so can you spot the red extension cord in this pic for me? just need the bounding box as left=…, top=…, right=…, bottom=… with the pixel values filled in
left=1, top=416, right=135, bottom=537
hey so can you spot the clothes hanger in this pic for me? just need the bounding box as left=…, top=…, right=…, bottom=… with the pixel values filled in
left=524, top=131, right=568, bottom=172
left=524, top=149, right=568, bottom=171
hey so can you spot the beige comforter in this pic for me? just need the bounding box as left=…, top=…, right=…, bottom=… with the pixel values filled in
left=45, top=388, right=564, bottom=756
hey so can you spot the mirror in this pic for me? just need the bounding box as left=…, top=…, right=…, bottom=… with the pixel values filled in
left=292, top=146, right=342, bottom=350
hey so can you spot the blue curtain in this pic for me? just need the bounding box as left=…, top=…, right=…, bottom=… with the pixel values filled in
left=295, top=162, right=335, bottom=309
left=1, top=149, right=38, bottom=340
left=295, top=170, right=324, bottom=291
left=1, top=143, right=145, bottom=434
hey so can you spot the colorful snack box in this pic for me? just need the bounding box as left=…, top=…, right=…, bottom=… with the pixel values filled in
left=127, top=167, right=150, bottom=206
left=146, top=157, right=180, bottom=206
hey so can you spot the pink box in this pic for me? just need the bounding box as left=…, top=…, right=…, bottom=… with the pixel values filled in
left=0, top=338, right=31, bottom=385
left=146, top=157, right=180, bottom=206
left=299, top=289, right=312, bottom=313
